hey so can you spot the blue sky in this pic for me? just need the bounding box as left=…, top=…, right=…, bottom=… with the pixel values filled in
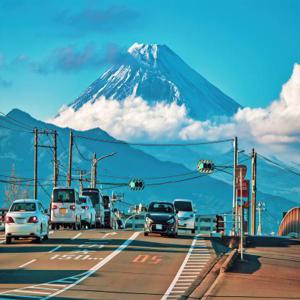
left=0, top=0, right=300, bottom=120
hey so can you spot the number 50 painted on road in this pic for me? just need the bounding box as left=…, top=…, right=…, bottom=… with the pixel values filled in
left=132, top=255, right=162, bottom=264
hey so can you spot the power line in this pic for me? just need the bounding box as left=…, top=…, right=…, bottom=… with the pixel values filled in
left=258, top=153, right=300, bottom=177
left=73, top=138, right=91, bottom=162
left=74, top=134, right=233, bottom=147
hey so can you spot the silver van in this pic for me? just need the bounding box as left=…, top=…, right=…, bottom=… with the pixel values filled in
left=50, top=187, right=82, bottom=230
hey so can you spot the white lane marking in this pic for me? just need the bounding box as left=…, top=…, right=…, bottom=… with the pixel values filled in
left=43, top=231, right=139, bottom=300
left=71, top=232, right=82, bottom=240
left=14, top=289, right=51, bottom=295
left=0, top=232, right=140, bottom=299
left=18, top=259, right=37, bottom=269
left=161, top=236, right=197, bottom=300
left=48, top=245, right=61, bottom=253
left=162, top=235, right=212, bottom=300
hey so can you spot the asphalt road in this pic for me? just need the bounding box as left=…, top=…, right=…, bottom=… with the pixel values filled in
left=0, top=229, right=214, bottom=300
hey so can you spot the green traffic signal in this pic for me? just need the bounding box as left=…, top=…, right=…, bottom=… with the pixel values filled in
left=128, top=178, right=145, bottom=191
left=197, top=160, right=215, bottom=173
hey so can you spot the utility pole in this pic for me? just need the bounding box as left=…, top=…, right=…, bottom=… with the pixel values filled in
left=232, top=136, right=238, bottom=235
left=257, top=202, right=265, bottom=236
left=79, top=170, right=86, bottom=193
left=251, top=148, right=257, bottom=235
left=53, top=130, right=58, bottom=187
left=239, top=167, right=244, bottom=260
left=34, top=128, right=38, bottom=199
left=91, top=153, right=97, bottom=188
left=67, top=129, right=73, bottom=187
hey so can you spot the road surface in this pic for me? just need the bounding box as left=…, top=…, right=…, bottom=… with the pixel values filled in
left=0, top=229, right=214, bottom=300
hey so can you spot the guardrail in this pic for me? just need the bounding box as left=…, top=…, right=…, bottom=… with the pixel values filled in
left=124, top=213, right=217, bottom=233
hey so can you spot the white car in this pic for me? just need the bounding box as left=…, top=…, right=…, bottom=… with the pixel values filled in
left=79, top=195, right=96, bottom=228
left=50, top=187, right=82, bottom=230
left=174, top=199, right=196, bottom=233
left=5, top=199, right=49, bottom=244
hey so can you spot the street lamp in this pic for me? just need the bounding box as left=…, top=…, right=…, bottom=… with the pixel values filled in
left=91, top=152, right=117, bottom=188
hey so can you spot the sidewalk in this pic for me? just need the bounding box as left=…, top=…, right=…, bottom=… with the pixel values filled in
left=204, top=237, right=300, bottom=300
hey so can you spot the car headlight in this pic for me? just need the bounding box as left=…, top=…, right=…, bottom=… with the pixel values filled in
left=167, top=217, right=175, bottom=224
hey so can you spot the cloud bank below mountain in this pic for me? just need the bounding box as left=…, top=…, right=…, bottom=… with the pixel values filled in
left=51, top=63, right=300, bottom=159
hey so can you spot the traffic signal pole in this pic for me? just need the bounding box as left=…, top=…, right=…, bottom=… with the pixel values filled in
left=232, top=137, right=238, bottom=235
left=239, top=167, right=244, bottom=260
left=34, top=128, right=38, bottom=199
left=67, top=129, right=73, bottom=187
left=251, top=148, right=257, bottom=235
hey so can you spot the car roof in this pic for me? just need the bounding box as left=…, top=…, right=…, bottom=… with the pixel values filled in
left=173, top=199, right=193, bottom=203
left=149, top=201, right=173, bottom=205
left=12, top=199, right=39, bottom=204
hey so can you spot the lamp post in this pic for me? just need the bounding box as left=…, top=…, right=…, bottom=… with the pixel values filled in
left=91, top=152, right=117, bottom=188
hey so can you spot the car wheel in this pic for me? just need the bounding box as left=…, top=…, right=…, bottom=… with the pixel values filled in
left=51, top=224, right=55, bottom=230
left=6, top=237, right=12, bottom=244
left=35, top=236, right=41, bottom=243
left=191, top=229, right=195, bottom=234
left=144, top=232, right=149, bottom=236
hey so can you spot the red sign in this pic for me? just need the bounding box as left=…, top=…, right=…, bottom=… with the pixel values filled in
left=236, top=179, right=249, bottom=198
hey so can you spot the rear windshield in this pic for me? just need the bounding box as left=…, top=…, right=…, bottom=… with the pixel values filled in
left=174, top=201, right=193, bottom=212
left=53, top=189, right=75, bottom=203
left=10, top=203, right=36, bottom=212
left=148, top=203, right=174, bottom=213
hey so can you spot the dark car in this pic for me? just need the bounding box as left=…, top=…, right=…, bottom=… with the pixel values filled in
left=144, top=202, right=178, bottom=237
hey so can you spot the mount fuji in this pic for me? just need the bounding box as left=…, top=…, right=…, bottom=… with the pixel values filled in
left=60, top=43, right=241, bottom=121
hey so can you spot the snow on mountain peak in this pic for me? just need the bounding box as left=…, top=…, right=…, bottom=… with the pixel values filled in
left=128, top=43, right=161, bottom=65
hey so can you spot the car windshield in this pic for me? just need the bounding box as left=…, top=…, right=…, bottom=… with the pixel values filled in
left=148, top=203, right=174, bottom=213
left=10, top=202, right=36, bottom=212
left=79, top=197, right=87, bottom=203
left=174, top=201, right=193, bottom=212
left=82, top=191, right=99, bottom=207
left=53, top=189, right=75, bottom=203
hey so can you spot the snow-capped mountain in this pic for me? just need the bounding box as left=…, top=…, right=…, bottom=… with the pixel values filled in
left=69, top=43, right=241, bottom=120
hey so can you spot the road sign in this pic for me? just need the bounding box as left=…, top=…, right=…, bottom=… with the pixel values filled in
left=236, top=164, right=247, bottom=180
left=237, top=179, right=249, bottom=198
left=197, top=160, right=215, bottom=173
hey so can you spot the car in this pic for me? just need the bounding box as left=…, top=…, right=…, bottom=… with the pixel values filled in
left=5, top=199, right=49, bottom=244
left=50, top=187, right=82, bottom=230
left=174, top=199, right=196, bottom=233
left=144, top=201, right=178, bottom=237
left=79, top=195, right=96, bottom=228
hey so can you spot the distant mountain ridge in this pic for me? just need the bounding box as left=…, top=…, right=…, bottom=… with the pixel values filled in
left=0, top=109, right=297, bottom=234
left=68, top=43, right=241, bottom=120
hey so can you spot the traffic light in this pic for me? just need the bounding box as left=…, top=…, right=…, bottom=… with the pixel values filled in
left=197, top=160, right=215, bottom=173
left=128, top=178, right=145, bottom=191
left=215, top=214, right=224, bottom=233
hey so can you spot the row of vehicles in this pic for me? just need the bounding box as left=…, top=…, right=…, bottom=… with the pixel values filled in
left=51, top=187, right=112, bottom=230
left=4, top=187, right=113, bottom=244
left=144, top=199, right=196, bottom=237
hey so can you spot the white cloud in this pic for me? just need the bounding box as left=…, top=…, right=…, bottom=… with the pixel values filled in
left=50, top=63, right=300, bottom=159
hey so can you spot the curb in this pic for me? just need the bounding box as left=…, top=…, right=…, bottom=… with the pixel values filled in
left=220, top=248, right=238, bottom=273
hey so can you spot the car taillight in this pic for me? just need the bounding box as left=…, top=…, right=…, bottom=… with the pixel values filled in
left=52, top=204, right=58, bottom=209
left=5, top=216, right=14, bottom=224
left=28, top=216, right=38, bottom=223
left=70, top=205, right=76, bottom=210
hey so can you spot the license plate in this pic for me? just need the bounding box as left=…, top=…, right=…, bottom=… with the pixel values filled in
left=60, top=208, right=67, bottom=215
left=156, top=224, right=163, bottom=230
